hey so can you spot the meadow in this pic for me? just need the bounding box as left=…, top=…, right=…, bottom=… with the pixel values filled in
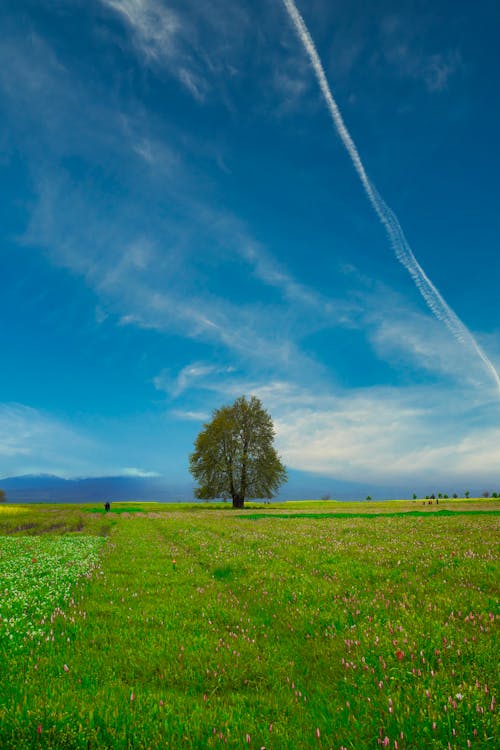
left=0, top=500, right=498, bottom=749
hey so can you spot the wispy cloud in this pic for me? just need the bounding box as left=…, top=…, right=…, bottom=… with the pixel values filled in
left=154, top=363, right=234, bottom=398
left=353, top=283, right=493, bottom=389
left=419, top=51, right=461, bottom=92
left=0, top=9, right=355, bottom=382
left=98, top=0, right=251, bottom=103
left=379, top=14, right=461, bottom=93
left=122, top=466, right=161, bottom=478
left=178, top=66, right=208, bottom=102
left=22, top=165, right=349, bottom=380
left=100, top=0, right=209, bottom=102
left=0, top=403, right=98, bottom=477
left=170, top=409, right=210, bottom=422
left=101, top=0, right=180, bottom=63
left=369, top=314, right=480, bottom=385
left=238, top=240, right=334, bottom=311
left=0, top=27, right=171, bottom=169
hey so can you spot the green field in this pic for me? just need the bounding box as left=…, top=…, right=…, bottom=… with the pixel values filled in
left=0, top=500, right=498, bottom=749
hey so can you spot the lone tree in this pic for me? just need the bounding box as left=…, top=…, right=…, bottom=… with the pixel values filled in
left=189, top=396, right=287, bottom=508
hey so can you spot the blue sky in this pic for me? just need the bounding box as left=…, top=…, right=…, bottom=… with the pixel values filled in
left=1, top=0, right=500, bottom=495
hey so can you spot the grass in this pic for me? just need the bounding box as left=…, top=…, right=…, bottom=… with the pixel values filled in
left=0, top=500, right=498, bottom=748
left=0, top=534, right=104, bottom=652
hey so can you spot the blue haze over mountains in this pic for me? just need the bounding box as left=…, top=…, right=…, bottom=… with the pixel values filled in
left=1, top=471, right=371, bottom=503
left=0, top=472, right=490, bottom=504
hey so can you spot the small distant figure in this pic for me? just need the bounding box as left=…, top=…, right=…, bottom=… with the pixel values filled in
left=104, top=501, right=111, bottom=512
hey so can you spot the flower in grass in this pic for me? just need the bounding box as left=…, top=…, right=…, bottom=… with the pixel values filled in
left=130, top=692, right=135, bottom=702
left=246, top=733, right=251, bottom=744
left=63, top=664, right=69, bottom=673
left=395, top=649, right=404, bottom=660
left=37, top=724, right=42, bottom=735
left=316, top=727, right=321, bottom=739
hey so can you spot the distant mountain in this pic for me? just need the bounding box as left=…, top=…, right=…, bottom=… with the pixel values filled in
left=0, top=469, right=381, bottom=503
left=0, top=474, right=194, bottom=503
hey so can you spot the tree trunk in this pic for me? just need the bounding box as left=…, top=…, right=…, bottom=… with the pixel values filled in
left=232, top=494, right=245, bottom=509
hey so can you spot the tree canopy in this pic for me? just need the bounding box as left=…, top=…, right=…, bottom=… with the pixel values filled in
left=189, top=396, right=287, bottom=508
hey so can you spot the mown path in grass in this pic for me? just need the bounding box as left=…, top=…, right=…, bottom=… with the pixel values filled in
left=0, top=511, right=498, bottom=749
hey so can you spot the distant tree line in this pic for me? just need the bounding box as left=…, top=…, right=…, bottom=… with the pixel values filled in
left=411, top=490, right=499, bottom=500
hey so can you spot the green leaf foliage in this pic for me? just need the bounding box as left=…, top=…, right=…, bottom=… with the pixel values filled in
left=189, top=396, right=287, bottom=508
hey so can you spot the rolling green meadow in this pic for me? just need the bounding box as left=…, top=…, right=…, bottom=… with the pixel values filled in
left=0, top=500, right=498, bottom=749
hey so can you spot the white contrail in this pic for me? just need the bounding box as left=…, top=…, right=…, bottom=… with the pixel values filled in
left=282, top=0, right=500, bottom=395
